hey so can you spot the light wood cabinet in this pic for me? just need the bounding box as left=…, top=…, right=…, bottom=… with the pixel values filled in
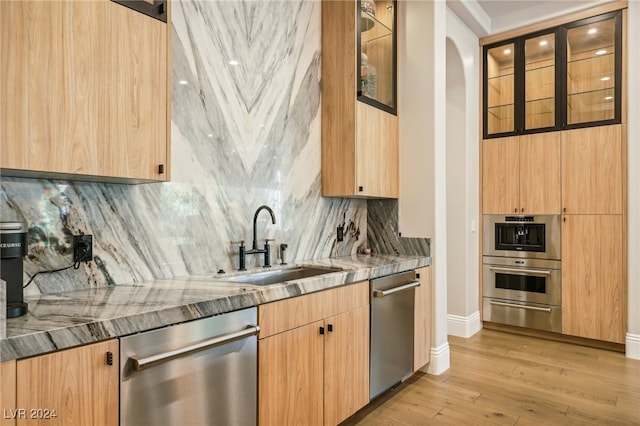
left=561, top=124, right=622, bottom=214
left=14, top=339, right=119, bottom=426
left=414, top=266, right=432, bottom=371
left=1, top=360, right=16, bottom=426
left=321, top=0, right=398, bottom=198
left=482, top=133, right=561, bottom=214
left=258, top=282, right=370, bottom=426
left=562, top=215, right=624, bottom=343
left=323, top=305, right=369, bottom=426
left=0, top=0, right=170, bottom=182
left=258, top=321, right=324, bottom=426
left=482, top=136, right=519, bottom=214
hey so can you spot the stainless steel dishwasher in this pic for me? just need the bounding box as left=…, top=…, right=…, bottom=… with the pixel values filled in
left=120, top=307, right=259, bottom=426
left=370, top=271, right=420, bottom=399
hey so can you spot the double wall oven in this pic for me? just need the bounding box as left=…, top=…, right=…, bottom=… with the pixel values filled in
left=483, top=215, right=562, bottom=333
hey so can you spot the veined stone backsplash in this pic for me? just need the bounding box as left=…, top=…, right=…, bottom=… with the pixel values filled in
left=368, top=200, right=430, bottom=257
left=0, top=0, right=368, bottom=295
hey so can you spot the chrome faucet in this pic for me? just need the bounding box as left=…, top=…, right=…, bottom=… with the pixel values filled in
left=239, top=205, right=276, bottom=269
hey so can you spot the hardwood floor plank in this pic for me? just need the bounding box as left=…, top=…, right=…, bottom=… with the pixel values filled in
left=511, top=364, right=619, bottom=406
left=565, top=405, right=640, bottom=425
left=341, top=330, right=640, bottom=426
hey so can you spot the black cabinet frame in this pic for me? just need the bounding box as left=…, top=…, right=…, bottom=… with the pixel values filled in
left=483, top=10, right=622, bottom=139
left=356, top=0, right=398, bottom=116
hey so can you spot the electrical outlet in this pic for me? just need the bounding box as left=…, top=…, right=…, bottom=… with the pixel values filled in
left=73, top=235, right=93, bottom=263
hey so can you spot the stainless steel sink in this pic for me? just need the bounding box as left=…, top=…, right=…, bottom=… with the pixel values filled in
left=222, top=266, right=342, bottom=286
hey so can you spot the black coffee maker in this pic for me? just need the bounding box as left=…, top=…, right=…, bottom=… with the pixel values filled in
left=1, top=222, right=28, bottom=318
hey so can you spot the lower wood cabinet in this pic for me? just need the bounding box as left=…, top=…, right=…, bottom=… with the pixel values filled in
left=1, top=360, right=17, bottom=426
left=414, top=266, right=432, bottom=371
left=562, top=215, right=625, bottom=343
left=323, top=306, right=370, bottom=426
left=258, top=282, right=370, bottom=426
left=9, top=340, right=119, bottom=426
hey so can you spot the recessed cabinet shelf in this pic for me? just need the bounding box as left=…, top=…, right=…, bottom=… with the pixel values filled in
left=358, top=0, right=396, bottom=114
left=483, top=10, right=621, bottom=138
left=360, top=10, right=392, bottom=42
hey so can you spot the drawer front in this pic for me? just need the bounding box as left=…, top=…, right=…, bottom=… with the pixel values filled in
left=483, top=297, right=562, bottom=333
left=258, top=281, right=369, bottom=338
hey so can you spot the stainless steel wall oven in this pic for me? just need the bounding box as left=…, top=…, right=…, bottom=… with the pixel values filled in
left=483, top=215, right=562, bottom=333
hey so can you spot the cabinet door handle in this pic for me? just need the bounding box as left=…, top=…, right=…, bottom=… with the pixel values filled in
left=106, top=351, right=113, bottom=366
left=489, top=266, right=552, bottom=276
left=521, top=208, right=524, bottom=213
left=373, top=281, right=421, bottom=298
left=490, top=300, right=552, bottom=313
left=327, top=324, right=333, bottom=333
left=514, top=208, right=517, bottom=213
left=111, top=0, right=168, bottom=22
left=319, top=326, right=325, bottom=335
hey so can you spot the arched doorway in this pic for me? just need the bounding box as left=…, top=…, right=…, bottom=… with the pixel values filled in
left=445, top=37, right=480, bottom=337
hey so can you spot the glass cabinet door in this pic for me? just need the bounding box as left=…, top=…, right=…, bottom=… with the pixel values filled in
left=524, top=32, right=556, bottom=130
left=485, top=43, right=515, bottom=135
left=358, top=0, right=396, bottom=114
left=566, top=13, right=620, bottom=126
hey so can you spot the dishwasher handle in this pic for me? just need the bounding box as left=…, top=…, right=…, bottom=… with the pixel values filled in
left=372, top=280, right=420, bottom=298
left=129, top=324, right=260, bottom=372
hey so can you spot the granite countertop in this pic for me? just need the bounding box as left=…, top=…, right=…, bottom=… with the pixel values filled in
left=1, top=254, right=431, bottom=361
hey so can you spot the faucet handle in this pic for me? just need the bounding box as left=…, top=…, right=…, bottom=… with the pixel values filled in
left=262, top=238, right=275, bottom=244
left=279, top=243, right=288, bottom=265
left=231, top=240, right=245, bottom=246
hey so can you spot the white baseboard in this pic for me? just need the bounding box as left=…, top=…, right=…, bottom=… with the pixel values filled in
left=626, top=333, right=640, bottom=360
left=421, top=342, right=450, bottom=375
left=447, top=311, right=482, bottom=338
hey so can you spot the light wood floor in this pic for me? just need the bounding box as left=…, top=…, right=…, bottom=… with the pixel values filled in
left=343, top=329, right=640, bottom=425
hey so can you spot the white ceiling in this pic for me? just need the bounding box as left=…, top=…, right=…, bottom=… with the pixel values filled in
left=449, top=0, right=612, bottom=36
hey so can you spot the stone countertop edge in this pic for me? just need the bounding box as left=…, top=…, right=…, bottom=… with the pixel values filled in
left=0, top=254, right=431, bottom=361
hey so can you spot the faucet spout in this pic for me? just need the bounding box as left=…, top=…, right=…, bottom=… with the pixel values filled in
left=251, top=205, right=276, bottom=250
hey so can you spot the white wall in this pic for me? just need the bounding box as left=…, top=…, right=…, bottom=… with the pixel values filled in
left=445, top=38, right=467, bottom=317
left=398, top=0, right=450, bottom=374
left=626, top=1, right=640, bottom=359
left=445, top=8, right=482, bottom=338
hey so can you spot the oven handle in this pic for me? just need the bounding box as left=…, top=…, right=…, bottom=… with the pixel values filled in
left=129, top=325, right=260, bottom=372
left=373, top=281, right=420, bottom=298
left=488, top=266, right=552, bottom=276
left=490, top=300, right=552, bottom=313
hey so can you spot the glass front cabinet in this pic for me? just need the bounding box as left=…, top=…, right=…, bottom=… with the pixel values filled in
left=358, top=0, right=396, bottom=114
left=483, top=11, right=621, bottom=138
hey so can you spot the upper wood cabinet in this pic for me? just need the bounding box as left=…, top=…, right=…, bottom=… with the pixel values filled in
left=321, top=0, right=399, bottom=198
left=483, top=11, right=622, bottom=138
left=561, top=124, right=622, bottom=214
left=258, top=282, right=370, bottom=426
left=15, top=340, right=119, bottom=426
left=482, top=133, right=561, bottom=215
left=0, top=0, right=170, bottom=183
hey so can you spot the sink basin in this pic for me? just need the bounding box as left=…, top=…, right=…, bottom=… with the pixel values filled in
left=222, top=266, right=343, bottom=286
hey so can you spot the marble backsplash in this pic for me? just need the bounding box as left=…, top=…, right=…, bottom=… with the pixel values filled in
left=0, top=0, right=367, bottom=296
left=368, top=199, right=430, bottom=257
